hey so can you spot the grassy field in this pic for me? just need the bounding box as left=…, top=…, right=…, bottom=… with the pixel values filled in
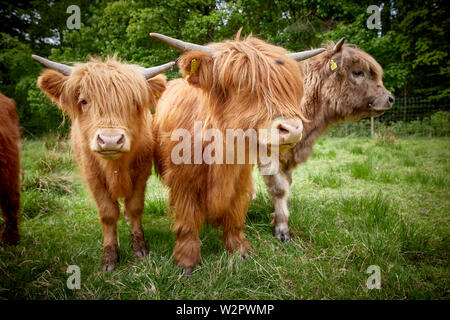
left=0, top=135, right=448, bottom=300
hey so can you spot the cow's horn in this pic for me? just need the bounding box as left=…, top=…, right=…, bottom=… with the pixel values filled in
left=333, top=38, right=345, bottom=53
left=32, top=55, right=73, bottom=76
left=149, top=33, right=216, bottom=57
left=287, top=48, right=326, bottom=61
left=140, top=61, right=175, bottom=79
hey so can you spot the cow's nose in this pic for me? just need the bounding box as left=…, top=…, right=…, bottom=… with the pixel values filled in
left=97, top=133, right=125, bottom=151
left=388, top=95, right=395, bottom=106
left=277, top=119, right=303, bottom=145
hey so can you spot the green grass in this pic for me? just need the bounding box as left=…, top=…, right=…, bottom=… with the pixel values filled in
left=0, top=136, right=449, bottom=299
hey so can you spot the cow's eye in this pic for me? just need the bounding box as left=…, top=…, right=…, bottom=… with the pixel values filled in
left=79, top=99, right=88, bottom=112
left=352, top=70, right=364, bottom=77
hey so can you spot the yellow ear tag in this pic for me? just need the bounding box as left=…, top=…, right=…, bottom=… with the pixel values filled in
left=330, top=59, right=338, bottom=71
left=190, top=59, right=198, bottom=76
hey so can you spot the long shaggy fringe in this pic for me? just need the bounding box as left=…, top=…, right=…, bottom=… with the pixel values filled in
left=179, top=35, right=307, bottom=131
left=58, top=56, right=158, bottom=126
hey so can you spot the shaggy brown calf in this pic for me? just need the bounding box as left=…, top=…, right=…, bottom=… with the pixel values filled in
left=34, top=55, right=173, bottom=270
left=262, top=39, right=395, bottom=242
left=0, top=93, right=21, bottom=245
left=151, top=32, right=323, bottom=275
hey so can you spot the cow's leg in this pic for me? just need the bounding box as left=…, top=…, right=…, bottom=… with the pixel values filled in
left=91, top=189, right=120, bottom=271
left=0, top=189, right=20, bottom=246
left=0, top=165, right=20, bottom=246
left=172, top=192, right=205, bottom=276
left=124, top=179, right=148, bottom=259
left=100, top=201, right=120, bottom=271
left=221, top=194, right=251, bottom=258
left=263, top=170, right=292, bottom=242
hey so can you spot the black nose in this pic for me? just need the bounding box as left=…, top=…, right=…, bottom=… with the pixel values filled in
left=388, top=95, right=395, bottom=105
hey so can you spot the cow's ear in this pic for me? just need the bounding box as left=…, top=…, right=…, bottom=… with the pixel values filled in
left=147, top=74, right=167, bottom=101
left=177, top=51, right=213, bottom=89
left=328, top=52, right=344, bottom=76
left=37, top=69, right=67, bottom=101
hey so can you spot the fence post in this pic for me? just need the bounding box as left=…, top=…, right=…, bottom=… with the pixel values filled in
left=370, top=117, right=374, bottom=138
left=403, top=85, right=407, bottom=121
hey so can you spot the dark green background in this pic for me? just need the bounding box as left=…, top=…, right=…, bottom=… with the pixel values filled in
left=1, top=0, right=448, bottom=135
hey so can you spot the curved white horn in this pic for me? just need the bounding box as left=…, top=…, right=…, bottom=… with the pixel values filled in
left=149, top=33, right=216, bottom=57
left=140, top=61, right=175, bottom=79
left=287, top=48, right=326, bottom=61
left=333, top=38, right=345, bottom=53
left=32, top=55, right=73, bottom=76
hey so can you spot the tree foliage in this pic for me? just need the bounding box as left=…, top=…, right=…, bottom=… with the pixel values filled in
left=0, top=0, right=448, bottom=135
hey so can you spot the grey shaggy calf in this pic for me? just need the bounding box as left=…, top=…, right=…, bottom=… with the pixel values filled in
left=261, top=39, right=395, bottom=242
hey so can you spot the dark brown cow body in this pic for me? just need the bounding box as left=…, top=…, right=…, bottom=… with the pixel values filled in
left=0, top=93, right=21, bottom=245
left=262, top=40, right=395, bottom=242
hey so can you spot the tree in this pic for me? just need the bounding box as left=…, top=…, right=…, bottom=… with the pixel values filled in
left=0, top=1, right=448, bottom=135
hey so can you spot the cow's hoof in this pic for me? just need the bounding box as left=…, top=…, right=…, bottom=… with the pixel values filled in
left=0, top=234, right=19, bottom=246
left=102, top=263, right=116, bottom=272
left=0, top=225, right=19, bottom=246
left=131, top=232, right=148, bottom=258
left=134, top=248, right=149, bottom=259
left=275, top=224, right=291, bottom=243
left=182, top=267, right=192, bottom=277
left=102, top=245, right=118, bottom=271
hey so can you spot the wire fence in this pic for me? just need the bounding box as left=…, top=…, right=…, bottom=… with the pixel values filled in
left=379, top=97, right=450, bottom=122
left=328, top=97, right=450, bottom=138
